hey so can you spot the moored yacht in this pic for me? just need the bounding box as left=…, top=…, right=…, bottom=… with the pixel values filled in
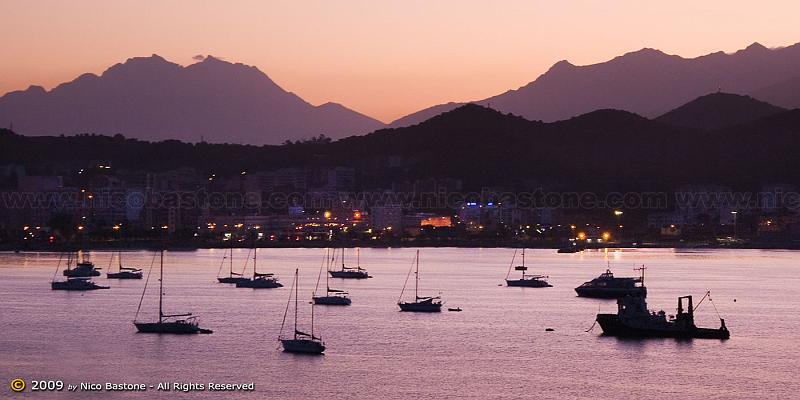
left=63, top=252, right=101, bottom=277
left=329, top=248, right=370, bottom=279
left=52, top=277, right=109, bottom=291
left=397, top=250, right=442, bottom=312
left=52, top=253, right=108, bottom=290
left=280, top=268, right=326, bottom=354
left=575, top=266, right=647, bottom=298
left=313, top=249, right=352, bottom=305
left=505, top=248, right=552, bottom=288
left=235, top=248, right=283, bottom=288
left=133, top=251, right=212, bottom=334
left=106, top=251, right=143, bottom=279
left=216, top=247, right=249, bottom=284
left=596, top=292, right=729, bottom=339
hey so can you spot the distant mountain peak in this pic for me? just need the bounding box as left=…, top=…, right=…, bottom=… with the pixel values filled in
left=742, top=42, right=768, bottom=53
left=656, top=92, right=786, bottom=130
left=547, top=60, right=575, bottom=73
left=394, top=40, right=800, bottom=125
left=615, top=47, right=673, bottom=62
left=0, top=54, right=385, bottom=144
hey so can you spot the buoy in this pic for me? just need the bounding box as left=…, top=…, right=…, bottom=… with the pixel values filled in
left=545, top=328, right=554, bottom=332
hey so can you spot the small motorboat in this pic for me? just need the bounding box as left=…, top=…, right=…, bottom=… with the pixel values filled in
left=51, top=277, right=109, bottom=291
left=575, top=265, right=646, bottom=298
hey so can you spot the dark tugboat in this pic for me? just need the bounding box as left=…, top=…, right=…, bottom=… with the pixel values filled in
left=134, top=251, right=212, bottom=334
left=575, top=265, right=647, bottom=298
left=596, top=292, right=729, bottom=339
left=398, top=250, right=442, bottom=312
left=329, top=248, right=370, bottom=279
left=279, top=268, right=326, bottom=354
left=505, top=248, right=552, bottom=288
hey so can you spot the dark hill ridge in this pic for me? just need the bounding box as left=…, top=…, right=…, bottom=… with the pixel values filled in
left=0, top=55, right=385, bottom=145
left=655, top=93, right=787, bottom=130
left=392, top=42, right=800, bottom=128
left=5, top=103, right=800, bottom=192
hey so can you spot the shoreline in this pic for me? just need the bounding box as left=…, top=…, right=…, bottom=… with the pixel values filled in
left=3, top=239, right=800, bottom=252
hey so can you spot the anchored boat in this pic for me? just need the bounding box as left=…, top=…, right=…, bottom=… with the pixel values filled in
left=596, top=292, right=729, bottom=339
left=52, top=253, right=109, bottom=290
left=133, top=251, right=212, bottom=334
left=279, top=268, right=326, bottom=354
left=106, top=251, right=143, bottom=279
left=235, top=247, right=283, bottom=289
left=398, top=250, right=442, bottom=312
left=575, top=265, right=647, bottom=298
left=313, top=249, right=352, bottom=305
left=329, top=248, right=370, bottom=279
left=216, top=247, right=249, bottom=284
left=63, top=252, right=101, bottom=277
left=52, top=277, right=109, bottom=291
left=505, top=248, right=552, bottom=288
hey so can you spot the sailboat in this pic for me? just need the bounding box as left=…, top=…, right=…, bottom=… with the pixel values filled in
left=329, top=248, right=370, bottom=279
left=313, top=249, right=352, bottom=305
left=398, top=250, right=442, bottom=312
left=52, top=253, right=109, bottom=290
left=279, top=268, right=326, bottom=354
left=217, top=247, right=249, bottom=284
left=106, top=251, right=143, bottom=279
left=62, top=251, right=101, bottom=277
left=235, top=247, right=283, bottom=288
left=133, top=251, right=213, bottom=334
left=505, top=248, right=552, bottom=287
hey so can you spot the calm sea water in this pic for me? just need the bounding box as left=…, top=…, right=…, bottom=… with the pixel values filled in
left=1, top=248, right=798, bottom=399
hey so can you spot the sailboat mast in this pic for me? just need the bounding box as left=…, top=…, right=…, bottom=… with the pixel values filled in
left=522, top=248, right=526, bottom=278
left=294, top=268, right=299, bottom=339
left=230, top=246, right=233, bottom=277
left=311, top=289, right=315, bottom=338
left=415, top=250, right=420, bottom=300
left=118, top=251, right=122, bottom=271
left=342, top=248, right=345, bottom=270
left=253, top=247, right=257, bottom=278
left=158, top=250, right=164, bottom=323
left=326, top=249, right=330, bottom=294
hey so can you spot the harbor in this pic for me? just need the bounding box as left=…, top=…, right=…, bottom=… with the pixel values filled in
left=1, top=247, right=798, bottom=399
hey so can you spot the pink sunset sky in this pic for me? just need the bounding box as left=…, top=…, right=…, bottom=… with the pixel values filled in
left=2, top=0, right=799, bottom=122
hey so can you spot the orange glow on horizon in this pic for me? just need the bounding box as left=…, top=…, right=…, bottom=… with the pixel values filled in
left=2, top=1, right=800, bottom=122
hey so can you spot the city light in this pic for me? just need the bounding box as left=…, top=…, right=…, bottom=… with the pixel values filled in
left=577, top=232, right=586, bottom=240
left=602, top=232, right=611, bottom=241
